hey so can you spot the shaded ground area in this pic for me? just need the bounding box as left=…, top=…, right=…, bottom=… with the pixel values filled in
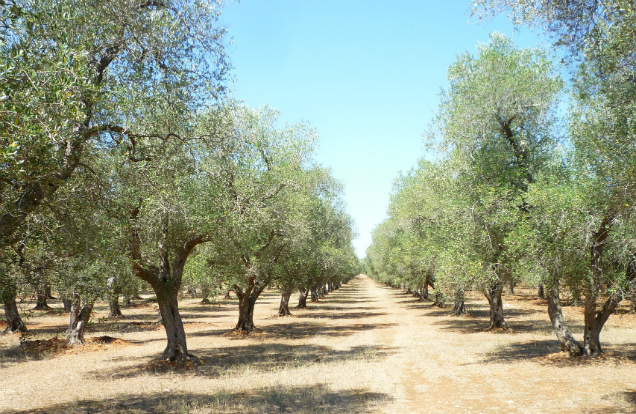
left=6, top=386, right=386, bottom=414
left=1, top=275, right=635, bottom=413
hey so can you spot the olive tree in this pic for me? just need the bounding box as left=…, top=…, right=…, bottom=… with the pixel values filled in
left=0, top=0, right=229, bottom=327
left=476, top=0, right=636, bottom=357
left=431, top=33, right=562, bottom=327
left=203, top=106, right=319, bottom=332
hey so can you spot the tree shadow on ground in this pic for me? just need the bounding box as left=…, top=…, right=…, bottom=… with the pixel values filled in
left=296, top=312, right=387, bottom=320
left=316, top=298, right=379, bottom=304
left=478, top=339, right=563, bottom=364
left=188, top=321, right=397, bottom=341
left=182, top=305, right=235, bottom=313
left=427, top=308, right=558, bottom=335
left=479, top=339, right=636, bottom=366
left=89, top=343, right=397, bottom=380
left=306, top=305, right=379, bottom=311
left=586, top=390, right=636, bottom=414
left=0, top=334, right=165, bottom=368
left=5, top=385, right=390, bottom=413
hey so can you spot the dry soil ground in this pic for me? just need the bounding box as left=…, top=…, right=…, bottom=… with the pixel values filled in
left=1, top=274, right=635, bottom=413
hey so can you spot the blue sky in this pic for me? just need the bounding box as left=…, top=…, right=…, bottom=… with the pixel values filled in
left=220, top=1, right=545, bottom=258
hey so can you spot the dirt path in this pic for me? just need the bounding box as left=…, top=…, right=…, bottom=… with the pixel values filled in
left=1, top=275, right=635, bottom=413
left=354, top=274, right=636, bottom=413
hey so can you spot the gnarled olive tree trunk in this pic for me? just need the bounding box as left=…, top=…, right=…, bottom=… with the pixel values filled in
left=33, top=284, right=52, bottom=310
left=61, top=294, right=73, bottom=312
left=122, top=292, right=131, bottom=307
left=154, top=287, right=190, bottom=360
left=2, top=293, right=26, bottom=334
left=67, top=293, right=95, bottom=346
left=297, top=288, right=309, bottom=309
left=107, top=277, right=125, bottom=319
left=537, top=284, right=545, bottom=299
left=278, top=287, right=292, bottom=316
left=484, top=281, right=507, bottom=329
left=431, top=291, right=445, bottom=308
left=419, top=283, right=429, bottom=301
left=453, top=290, right=466, bottom=316
left=130, top=207, right=208, bottom=363
left=582, top=217, right=612, bottom=356
left=108, top=292, right=124, bottom=319
left=234, top=279, right=268, bottom=332
left=545, top=283, right=583, bottom=356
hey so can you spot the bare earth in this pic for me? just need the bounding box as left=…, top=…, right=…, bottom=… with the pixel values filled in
left=1, top=274, right=635, bottom=413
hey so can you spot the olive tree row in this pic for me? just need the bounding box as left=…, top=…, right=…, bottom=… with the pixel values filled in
left=368, top=26, right=636, bottom=357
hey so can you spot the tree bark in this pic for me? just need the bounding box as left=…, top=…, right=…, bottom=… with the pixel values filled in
left=33, top=284, right=52, bottom=310
left=278, top=288, right=292, bottom=316
left=186, top=285, right=197, bottom=298
left=582, top=293, right=619, bottom=356
left=108, top=292, right=124, bottom=319
left=431, top=291, right=445, bottom=308
left=156, top=288, right=190, bottom=361
left=235, top=292, right=256, bottom=331
left=122, top=292, right=131, bottom=307
left=484, top=282, right=507, bottom=328
left=310, top=287, right=318, bottom=302
left=61, top=294, right=73, bottom=312
left=538, top=284, right=545, bottom=299
left=545, top=283, right=583, bottom=356
left=297, top=288, right=308, bottom=309
left=319, top=285, right=328, bottom=297
left=452, top=290, right=466, bottom=315
left=419, top=283, right=429, bottom=301
left=234, top=278, right=268, bottom=332
left=201, top=285, right=212, bottom=304
left=66, top=293, right=94, bottom=346
left=129, top=207, right=208, bottom=363
left=582, top=216, right=613, bottom=356
left=453, top=299, right=465, bottom=315
left=2, top=293, right=27, bottom=334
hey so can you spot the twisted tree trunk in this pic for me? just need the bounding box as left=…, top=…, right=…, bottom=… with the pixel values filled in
left=278, top=287, right=292, bottom=316
left=484, top=281, right=507, bottom=329
left=108, top=292, right=124, bottom=318
left=33, top=284, right=52, bottom=310
left=61, top=294, right=73, bottom=312
left=297, top=288, right=309, bottom=309
left=122, top=292, right=131, bottom=307
left=582, top=217, right=612, bottom=356
left=2, top=293, right=26, bottom=334
left=156, top=288, right=190, bottom=360
left=537, top=284, right=545, bottom=299
left=130, top=207, right=208, bottom=363
left=235, top=293, right=256, bottom=331
left=452, top=290, right=466, bottom=316
left=545, top=283, right=583, bottom=356
left=431, top=291, right=445, bottom=308
left=67, top=293, right=95, bottom=346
